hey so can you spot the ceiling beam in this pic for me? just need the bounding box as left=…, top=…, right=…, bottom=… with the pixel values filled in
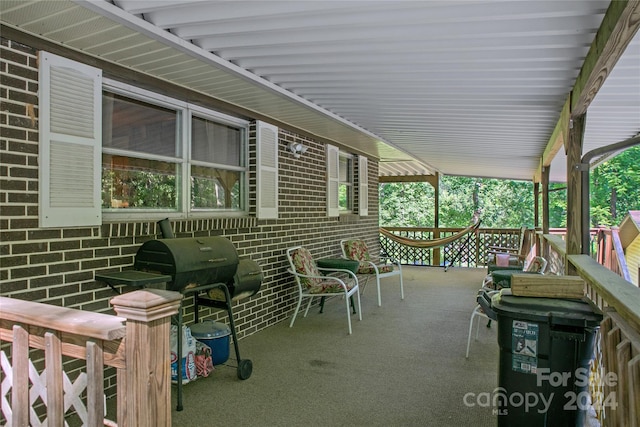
left=571, top=0, right=640, bottom=116
left=535, top=98, right=570, bottom=182
left=379, top=175, right=436, bottom=184
left=536, top=0, right=640, bottom=182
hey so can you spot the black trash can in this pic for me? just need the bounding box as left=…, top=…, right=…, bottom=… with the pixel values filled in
left=491, top=289, right=602, bottom=427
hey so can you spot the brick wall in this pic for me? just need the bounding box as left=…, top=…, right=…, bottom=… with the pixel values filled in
left=0, top=35, right=381, bottom=380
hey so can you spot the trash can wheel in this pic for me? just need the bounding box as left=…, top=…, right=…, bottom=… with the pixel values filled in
left=237, top=359, right=252, bottom=380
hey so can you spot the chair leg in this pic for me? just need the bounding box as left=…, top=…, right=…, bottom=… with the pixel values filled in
left=303, top=296, right=314, bottom=317
left=399, top=273, right=404, bottom=300
left=355, top=289, right=362, bottom=322
left=360, top=275, right=371, bottom=295
left=466, top=309, right=477, bottom=358
left=345, top=294, right=353, bottom=335
left=376, top=275, right=382, bottom=307
left=289, top=296, right=304, bottom=328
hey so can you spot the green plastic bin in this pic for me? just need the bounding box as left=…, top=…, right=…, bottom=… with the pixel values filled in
left=491, top=290, right=602, bottom=427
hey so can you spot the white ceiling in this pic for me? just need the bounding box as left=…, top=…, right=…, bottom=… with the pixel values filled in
left=1, top=0, right=638, bottom=182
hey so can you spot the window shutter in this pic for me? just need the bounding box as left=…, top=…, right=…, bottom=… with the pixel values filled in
left=326, top=144, right=339, bottom=217
left=256, top=121, right=278, bottom=219
left=39, top=52, right=102, bottom=228
left=358, top=155, right=369, bottom=216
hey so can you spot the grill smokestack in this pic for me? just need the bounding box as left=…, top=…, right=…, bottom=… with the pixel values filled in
left=158, top=218, right=175, bottom=239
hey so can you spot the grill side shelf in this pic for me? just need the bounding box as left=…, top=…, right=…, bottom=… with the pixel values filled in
left=95, top=271, right=172, bottom=293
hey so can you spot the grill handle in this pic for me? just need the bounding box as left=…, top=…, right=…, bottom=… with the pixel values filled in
left=208, top=258, right=228, bottom=263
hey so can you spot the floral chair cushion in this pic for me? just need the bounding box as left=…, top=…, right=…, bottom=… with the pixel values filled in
left=343, top=240, right=394, bottom=274
left=290, top=247, right=355, bottom=294
left=526, top=256, right=547, bottom=274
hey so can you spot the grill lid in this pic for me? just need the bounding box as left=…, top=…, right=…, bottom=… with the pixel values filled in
left=134, top=237, right=239, bottom=291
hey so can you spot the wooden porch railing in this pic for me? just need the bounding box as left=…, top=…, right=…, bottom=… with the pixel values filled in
left=381, top=225, right=628, bottom=280
left=380, top=226, right=530, bottom=268
left=595, top=226, right=632, bottom=283
left=0, top=289, right=181, bottom=427
left=540, top=234, right=640, bottom=427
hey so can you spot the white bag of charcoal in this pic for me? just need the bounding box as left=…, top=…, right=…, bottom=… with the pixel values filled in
left=170, top=324, right=197, bottom=384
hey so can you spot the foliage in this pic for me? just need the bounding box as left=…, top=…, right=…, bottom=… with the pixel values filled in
left=438, top=176, right=478, bottom=227
left=380, top=177, right=536, bottom=228
left=548, top=183, right=567, bottom=228
left=439, top=177, right=535, bottom=228
left=589, top=145, right=640, bottom=226
left=379, top=146, right=640, bottom=229
left=102, top=169, right=177, bottom=209
left=379, top=182, right=435, bottom=226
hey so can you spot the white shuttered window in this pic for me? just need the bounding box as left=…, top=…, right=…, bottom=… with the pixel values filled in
left=359, top=155, right=369, bottom=216
left=326, top=144, right=340, bottom=217
left=256, top=121, right=279, bottom=219
left=39, top=52, right=102, bottom=228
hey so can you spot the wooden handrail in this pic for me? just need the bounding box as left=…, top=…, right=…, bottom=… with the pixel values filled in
left=543, top=233, right=566, bottom=255
left=597, top=227, right=632, bottom=282
left=539, top=234, right=640, bottom=426
left=569, top=255, right=640, bottom=332
left=0, top=289, right=182, bottom=427
left=0, top=297, right=127, bottom=340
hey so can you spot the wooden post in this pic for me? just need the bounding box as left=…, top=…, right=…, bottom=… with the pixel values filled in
left=533, top=181, right=539, bottom=229
left=565, top=113, right=586, bottom=275
left=12, top=325, right=30, bottom=427
left=533, top=181, right=540, bottom=257
left=110, top=289, right=182, bottom=427
left=428, top=173, right=441, bottom=267
left=630, top=355, right=640, bottom=427
left=541, top=166, right=550, bottom=260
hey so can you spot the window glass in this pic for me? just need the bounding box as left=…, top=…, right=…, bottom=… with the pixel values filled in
left=103, top=93, right=178, bottom=157
left=191, top=115, right=245, bottom=210
left=191, top=116, right=241, bottom=166
left=102, top=92, right=180, bottom=210
left=191, top=166, right=241, bottom=209
left=339, top=153, right=353, bottom=211
left=101, top=86, right=247, bottom=214
left=102, top=155, right=179, bottom=209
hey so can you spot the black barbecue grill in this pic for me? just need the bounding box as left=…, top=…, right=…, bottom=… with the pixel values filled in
left=134, top=236, right=240, bottom=292
left=96, top=220, right=263, bottom=412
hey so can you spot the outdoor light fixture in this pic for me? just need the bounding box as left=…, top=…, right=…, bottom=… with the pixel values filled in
left=288, top=142, right=308, bottom=158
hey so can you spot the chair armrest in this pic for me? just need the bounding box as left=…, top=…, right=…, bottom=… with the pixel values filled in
left=287, top=268, right=354, bottom=292
left=287, top=269, right=327, bottom=281
left=487, top=250, right=526, bottom=260
left=488, top=246, right=519, bottom=253
left=318, top=267, right=358, bottom=281
left=380, top=256, right=402, bottom=269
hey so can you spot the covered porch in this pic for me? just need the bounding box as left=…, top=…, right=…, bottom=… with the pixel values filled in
left=151, top=231, right=640, bottom=426
left=151, top=266, right=499, bottom=426
left=1, top=1, right=639, bottom=426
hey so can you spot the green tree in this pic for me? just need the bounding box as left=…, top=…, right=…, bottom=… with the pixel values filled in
left=379, top=146, right=639, bottom=229
left=590, top=145, right=640, bottom=226
left=438, top=176, right=477, bottom=226
left=548, top=183, right=567, bottom=228
left=379, top=182, right=435, bottom=226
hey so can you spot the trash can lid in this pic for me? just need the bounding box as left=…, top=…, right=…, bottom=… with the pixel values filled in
left=492, top=289, right=602, bottom=327
left=190, top=320, right=231, bottom=338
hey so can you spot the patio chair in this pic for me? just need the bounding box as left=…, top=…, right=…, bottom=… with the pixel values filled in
left=482, top=255, right=548, bottom=291
left=486, top=226, right=529, bottom=268
left=465, top=256, right=548, bottom=358
left=286, top=246, right=362, bottom=334
left=340, top=239, right=404, bottom=307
